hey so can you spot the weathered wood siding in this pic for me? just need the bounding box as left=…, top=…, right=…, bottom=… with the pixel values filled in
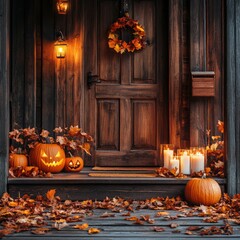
left=226, top=0, right=240, bottom=196
left=9, top=0, right=224, bottom=163
left=0, top=0, right=10, bottom=194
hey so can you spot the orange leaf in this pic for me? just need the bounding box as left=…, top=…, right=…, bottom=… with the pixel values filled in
left=74, top=223, right=89, bottom=230
left=125, top=216, right=139, bottom=221
left=81, top=143, right=91, bottom=155
left=46, top=189, right=56, bottom=202
left=88, top=227, right=101, bottom=234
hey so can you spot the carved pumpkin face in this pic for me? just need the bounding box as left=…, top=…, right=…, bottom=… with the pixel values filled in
left=64, top=156, right=84, bottom=172
left=29, top=143, right=65, bottom=173
left=9, top=153, right=28, bottom=168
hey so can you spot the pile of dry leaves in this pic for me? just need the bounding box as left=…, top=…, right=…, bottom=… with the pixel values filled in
left=0, top=190, right=239, bottom=238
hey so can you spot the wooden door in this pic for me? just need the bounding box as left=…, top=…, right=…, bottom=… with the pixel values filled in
left=84, top=0, right=168, bottom=167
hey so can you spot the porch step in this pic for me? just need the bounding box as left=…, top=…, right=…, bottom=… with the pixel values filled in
left=7, top=168, right=226, bottom=200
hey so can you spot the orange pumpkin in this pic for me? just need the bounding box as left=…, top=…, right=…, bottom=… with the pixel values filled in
left=64, top=156, right=84, bottom=172
left=185, top=175, right=221, bottom=206
left=29, top=143, right=65, bottom=173
left=9, top=153, right=28, bottom=168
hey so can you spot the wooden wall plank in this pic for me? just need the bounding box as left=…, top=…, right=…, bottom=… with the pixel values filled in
left=235, top=0, right=240, bottom=195
left=206, top=0, right=224, bottom=132
left=41, top=0, right=55, bottom=131
left=24, top=0, right=37, bottom=127
left=169, top=0, right=182, bottom=148
left=84, top=0, right=98, bottom=166
left=190, top=0, right=224, bottom=148
left=35, top=0, right=42, bottom=129
left=55, top=9, right=67, bottom=128
left=157, top=0, right=169, bottom=150
left=65, top=0, right=84, bottom=126
left=190, top=0, right=207, bottom=147
left=11, top=0, right=25, bottom=128
left=0, top=0, right=9, bottom=194
left=226, top=0, right=237, bottom=196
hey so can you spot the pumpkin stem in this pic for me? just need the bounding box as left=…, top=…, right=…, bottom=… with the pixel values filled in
left=68, top=151, right=73, bottom=157
left=202, top=173, right=207, bottom=179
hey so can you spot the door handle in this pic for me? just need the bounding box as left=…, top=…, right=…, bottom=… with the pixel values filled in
left=87, top=72, right=101, bottom=89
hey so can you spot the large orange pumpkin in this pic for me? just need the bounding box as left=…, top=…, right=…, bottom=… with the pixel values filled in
left=29, top=143, right=65, bottom=173
left=64, top=156, right=84, bottom=172
left=9, top=153, right=28, bottom=168
left=185, top=175, right=221, bottom=206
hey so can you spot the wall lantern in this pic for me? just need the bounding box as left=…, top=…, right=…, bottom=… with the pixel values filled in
left=56, top=0, right=69, bottom=14
left=54, top=31, right=67, bottom=58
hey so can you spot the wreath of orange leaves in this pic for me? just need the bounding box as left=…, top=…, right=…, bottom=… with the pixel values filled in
left=108, top=15, right=147, bottom=54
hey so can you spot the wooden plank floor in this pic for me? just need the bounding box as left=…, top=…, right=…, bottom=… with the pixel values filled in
left=4, top=168, right=232, bottom=239
left=2, top=208, right=240, bottom=239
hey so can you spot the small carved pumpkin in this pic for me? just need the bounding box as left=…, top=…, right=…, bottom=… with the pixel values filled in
left=9, top=153, right=28, bottom=168
left=64, top=156, right=84, bottom=172
left=185, top=174, right=221, bottom=206
left=29, top=143, right=65, bottom=173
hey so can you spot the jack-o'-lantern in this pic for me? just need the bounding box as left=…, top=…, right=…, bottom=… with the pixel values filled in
left=9, top=153, right=28, bottom=168
left=29, top=143, right=65, bottom=173
left=64, top=156, right=84, bottom=172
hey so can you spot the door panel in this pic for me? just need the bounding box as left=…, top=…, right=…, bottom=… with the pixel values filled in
left=85, top=0, right=168, bottom=167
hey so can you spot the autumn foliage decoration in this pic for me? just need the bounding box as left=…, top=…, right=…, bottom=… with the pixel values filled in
left=108, top=15, right=147, bottom=54
left=9, top=126, right=93, bottom=175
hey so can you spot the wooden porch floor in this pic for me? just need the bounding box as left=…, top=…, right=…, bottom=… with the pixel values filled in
left=2, top=203, right=240, bottom=239
left=4, top=168, right=235, bottom=239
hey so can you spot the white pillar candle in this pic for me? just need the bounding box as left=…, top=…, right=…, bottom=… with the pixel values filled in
left=191, top=152, right=204, bottom=173
left=170, top=156, right=179, bottom=174
left=163, top=149, right=173, bottom=169
left=180, top=151, right=190, bottom=175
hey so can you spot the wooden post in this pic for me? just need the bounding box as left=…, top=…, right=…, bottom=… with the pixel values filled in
left=226, top=0, right=240, bottom=196
left=0, top=0, right=10, bottom=194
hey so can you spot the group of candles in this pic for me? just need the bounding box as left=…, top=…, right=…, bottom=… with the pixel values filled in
left=161, top=144, right=205, bottom=175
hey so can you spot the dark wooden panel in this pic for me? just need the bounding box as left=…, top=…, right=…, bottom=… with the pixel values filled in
left=55, top=9, right=67, bottom=127
left=97, top=99, right=120, bottom=150
left=84, top=0, right=98, bottom=166
left=190, top=0, right=206, bottom=147
left=169, top=0, right=182, bottom=148
left=133, top=0, right=155, bottom=83
left=226, top=0, right=237, bottom=196
left=95, top=150, right=158, bottom=166
left=132, top=100, right=156, bottom=149
left=206, top=0, right=224, bottom=133
left=0, top=0, right=9, bottom=195
left=99, top=0, right=120, bottom=83
left=96, top=85, right=158, bottom=98
left=35, top=0, right=42, bottom=129
left=157, top=0, right=169, bottom=151
left=65, top=0, right=84, bottom=126
left=24, top=0, right=37, bottom=127
left=41, top=0, right=55, bottom=131
left=11, top=0, right=25, bottom=128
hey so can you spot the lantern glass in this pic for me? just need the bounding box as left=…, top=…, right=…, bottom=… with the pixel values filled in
left=56, top=0, right=68, bottom=14
left=55, top=41, right=67, bottom=58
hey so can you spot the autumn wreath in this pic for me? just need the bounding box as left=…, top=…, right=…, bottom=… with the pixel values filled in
left=108, top=15, right=147, bottom=54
